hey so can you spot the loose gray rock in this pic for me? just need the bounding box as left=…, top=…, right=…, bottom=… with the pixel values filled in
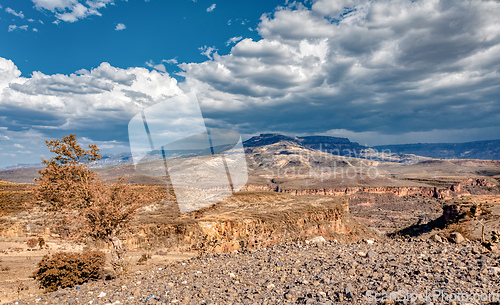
left=10, top=239, right=497, bottom=305
left=431, top=234, right=442, bottom=243
left=306, top=236, right=327, bottom=245
left=449, top=232, right=465, bottom=244
left=345, top=283, right=354, bottom=298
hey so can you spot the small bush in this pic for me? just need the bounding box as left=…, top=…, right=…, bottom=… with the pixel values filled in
left=38, top=237, right=46, bottom=249
left=33, top=251, right=105, bottom=292
left=27, top=238, right=38, bottom=250
left=137, top=253, right=151, bottom=265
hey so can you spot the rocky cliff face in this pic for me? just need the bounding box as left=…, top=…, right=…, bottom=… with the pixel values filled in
left=0, top=188, right=370, bottom=252
left=243, top=178, right=496, bottom=200
left=125, top=192, right=370, bottom=253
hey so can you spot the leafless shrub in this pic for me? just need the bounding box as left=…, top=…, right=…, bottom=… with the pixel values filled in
left=16, top=279, right=27, bottom=299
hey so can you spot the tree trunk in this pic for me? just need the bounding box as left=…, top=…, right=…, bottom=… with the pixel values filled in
left=109, top=233, right=126, bottom=275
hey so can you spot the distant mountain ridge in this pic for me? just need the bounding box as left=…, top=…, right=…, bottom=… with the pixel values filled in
left=0, top=163, right=43, bottom=171
left=0, top=152, right=134, bottom=171
left=373, top=139, right=500, bottom=160
left=2, top=135, right=500, bottom=171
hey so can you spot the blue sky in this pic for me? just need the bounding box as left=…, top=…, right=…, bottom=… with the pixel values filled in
left=1, top=0, right=500, bottom=168
left=1, top=0, right=286, bottom=77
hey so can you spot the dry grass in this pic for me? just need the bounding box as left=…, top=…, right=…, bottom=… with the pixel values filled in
left=443, top=222, right=474, bottom=240
left=0, top=181, right=32, bottom=217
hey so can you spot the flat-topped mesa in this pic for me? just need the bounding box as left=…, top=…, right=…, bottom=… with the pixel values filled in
left=243, top=134, right=301, bottom=147
left=299, top=136, right=352, bottom=145
left=243, top=133, right=366, bottom=155
left=298, top=136, right=365, bottom=153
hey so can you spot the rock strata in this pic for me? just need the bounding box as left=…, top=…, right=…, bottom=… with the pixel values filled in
left=124, top=192, right=368, bottom=252
left=243, top=178, right=495, bottom=200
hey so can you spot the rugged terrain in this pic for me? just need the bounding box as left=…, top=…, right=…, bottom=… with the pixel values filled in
left=1, top=185, right=500, bottom=304
left=1, top=134, right=500, bottom=304
left=126, top=192, right=369, bottom=253
left=0, top=183, right=373, bottom=304
left=8, top=238, right=500, bottom=305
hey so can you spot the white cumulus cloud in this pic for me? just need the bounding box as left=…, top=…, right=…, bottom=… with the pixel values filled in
left=32, top=0, right=78, bottom=12
left=55, top=3, right=94, bottom=22
left=146, top=60, right=166, bottom=73
left=178, top=0, right=500, bottom=144
left=199, top=46, right=217, bottom=59
left=8, top=25, right=29, bottom=32
left=5, top=7, right=25, bottom=18
left=226, top=36, right=243, bottom=46
left=32, top=0, right=115, bottom=23
left=0, top=57, right=183, bottom=160
left=162, top=58, right=178, bottom=65
left=206, top=3, right=216, bottom=12
left=115, top=23, right=126, bottom=31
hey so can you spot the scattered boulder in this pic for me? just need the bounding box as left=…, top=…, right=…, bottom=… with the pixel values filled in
left=448, top=232, right=465, bottom=244
left=471, top=246, right=482, bottom=254
left=306, top=236, right=327, bottom=245
left=366, top=250, right=377, bottom=259
left=470, top=204, right=482, bottom=217
left=431, top=234, right=442, bottom=243
left=443, top=205, right=460, bottom=221
left=491, top=230, right=500, bottom=243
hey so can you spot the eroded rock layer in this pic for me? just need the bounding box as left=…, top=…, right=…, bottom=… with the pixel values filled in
left=243, top=178, right=496, bottom=199
left=127, top=192, right=371, bottom=253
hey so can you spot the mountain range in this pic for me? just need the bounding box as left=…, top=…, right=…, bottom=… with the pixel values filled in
left=373, top=139, right=500, bottom=160
left=1, top=134, right=499, bottom=171
left=243, top=134, right=500, bottom=161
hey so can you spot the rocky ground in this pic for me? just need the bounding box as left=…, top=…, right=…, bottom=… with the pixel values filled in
left=348, top=193, right=443, bottom=234
left=10, top=237, right=500, bottom=305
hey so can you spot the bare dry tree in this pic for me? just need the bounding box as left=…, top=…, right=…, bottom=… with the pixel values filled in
left=34, top=134, right=165, bottom=274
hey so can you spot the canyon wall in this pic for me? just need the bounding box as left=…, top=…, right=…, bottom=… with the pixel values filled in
left=123, top=193, right=369, bottom=253
left=242, top=178, right=496, bottom=200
